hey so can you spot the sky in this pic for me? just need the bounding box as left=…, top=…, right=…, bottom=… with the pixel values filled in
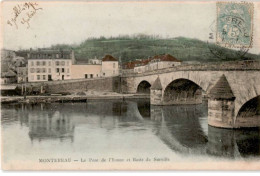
left=1, top=1, right=260, bottom=54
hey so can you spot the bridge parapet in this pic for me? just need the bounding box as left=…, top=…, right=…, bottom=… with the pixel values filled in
left=122, top=60, right=260, bottom=77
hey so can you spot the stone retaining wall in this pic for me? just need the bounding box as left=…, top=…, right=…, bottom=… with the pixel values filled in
left=17, top=77, right=120, bottom=94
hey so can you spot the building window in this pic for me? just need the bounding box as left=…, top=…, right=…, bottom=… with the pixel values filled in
left=113, top=70, right=115, bottom=74
left=62, top=68, right=65, bottom=73
left=48, top=68, right=51, bottom=73
left=48, top=61, right=51, bottom=66
left=67, top=68, right=70, bottom=73
left=103, top=73, right=105, bottom=76
left=30, top=68, right=35, bottom=73
left=85, top=74, right=88, bottom=79
left=113, top=63, right=115, bottom=68
left=31, top=61, right=34, bottom=66
left=37, top=75, right=40, bottom=80
left=36, top=61, right=40, bottom=66
left=56, top=61, right=59, bottom=66
left=43, top=75, right=46, bottom=80
left=42, top=68, right=46, bottom=73
left=36, top=68, right=40, bottom=73
left=96, top=74, right=98, bottom=77
left=42, top=61, right=46, bottom=66
left=56, top=68, right=59, bottom=73
left=90, top=74, right=93, bottom=78
left=61, top=61, right=65, bottom=66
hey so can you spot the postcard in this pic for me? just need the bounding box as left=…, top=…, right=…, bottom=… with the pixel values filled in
left=1, top=0, right=260, bottom=170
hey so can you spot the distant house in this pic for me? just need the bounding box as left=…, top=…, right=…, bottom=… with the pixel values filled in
left=27, top=49, right=75, bottom=82
left=147, top=54, right=181, bottom=71
left=122, top=60, right=140, bottom=74
left=134, top=59, right=151, bottom=73
left=123, top=54, right=181, bottom=74
left=101, top=55, right=119, bottom=77
left=1, top=70, right=17, bottom=84
left=71, top=55, right=119, bottom=79
left=1, top=49, right=16, bottom=83
left=88, top=57, right=102, bottom=65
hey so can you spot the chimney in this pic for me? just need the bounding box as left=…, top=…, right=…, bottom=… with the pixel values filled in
left=71, top=50, right=76, bottom=64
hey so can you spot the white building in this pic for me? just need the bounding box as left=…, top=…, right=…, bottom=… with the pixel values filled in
left=101, top=55, right=119, bottom=77
left=89, top=57, right=102, bottom=65
left=27, top=50, right=119, bottom=82
left=27, top=49, right=75, bottom=82
left=71, top=64, right=102, bottom=79
left=71, top=55, right=119, bottom=79
left=133, top=54, right=181, bottom=73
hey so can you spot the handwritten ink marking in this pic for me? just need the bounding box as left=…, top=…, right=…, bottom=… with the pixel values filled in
left=7, top=2, right=43, bottom=29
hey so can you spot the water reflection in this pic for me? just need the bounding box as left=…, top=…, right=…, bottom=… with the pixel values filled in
left=207, top=126, right=260, bottom=158
left=28, top=106, right=75, bottom=142
left=1, top=100, right=260, bottom=159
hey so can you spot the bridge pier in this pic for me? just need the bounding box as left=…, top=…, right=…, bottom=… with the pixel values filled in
left=208, top=75, right=236, bottom=128
left=150, top=77, right=163, bottom=105
left=121, top=77, right=136, bottom=93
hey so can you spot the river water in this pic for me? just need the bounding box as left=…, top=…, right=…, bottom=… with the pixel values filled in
left=1, top=99, right=260, bottom=168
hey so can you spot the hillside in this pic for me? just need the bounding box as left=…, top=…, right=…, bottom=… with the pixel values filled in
left=49, top=35, right=260, bottom=63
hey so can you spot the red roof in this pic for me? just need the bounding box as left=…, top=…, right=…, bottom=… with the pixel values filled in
left=102, top=55, right=118, bottom=62
left=122, top=61, right=138, bottom=69
left=122, top=54, right=180, bottom=69
left=153, top=54, right=181, bottom=62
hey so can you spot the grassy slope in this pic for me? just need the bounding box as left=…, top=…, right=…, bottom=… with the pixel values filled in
left=50, top=36, right=260, bottom=63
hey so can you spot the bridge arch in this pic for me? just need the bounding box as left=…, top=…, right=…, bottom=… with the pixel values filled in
left=235, top=95, right=260, bottom=127
left=163, top=78, right=203, bottom=105
left=136, top=80, right=151, bottom=94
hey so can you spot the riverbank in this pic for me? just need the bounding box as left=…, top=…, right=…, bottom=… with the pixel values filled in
left=1, top=91, right=150, bottom=104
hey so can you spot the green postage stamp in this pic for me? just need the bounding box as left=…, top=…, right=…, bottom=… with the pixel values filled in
left=216, top=2, right=254, bottom=48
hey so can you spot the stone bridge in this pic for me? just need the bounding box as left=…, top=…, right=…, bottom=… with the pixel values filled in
left=121, top=61, right=260, bottom=129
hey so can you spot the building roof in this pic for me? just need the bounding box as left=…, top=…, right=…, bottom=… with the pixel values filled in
left=15, top=50, right=29, bottom=58
left=28, top=49, right=72, bottom=60
left=1, top=70, right=16, bottom=78
left=123, top=54, right=180, bottom=69
left=153, top=54, right=181, bottom=62
left=102, top=55, right=118, bottom=62
left=208, top=74, right=235, bottom=100
left=122, top=62, right=135, bottom=69
left=0, top=85, right=17, bottom=90
left=122, top=60, right=144, bottom=69
left=151, top=77, right=163, bottom=90
left=29, top=49, right=71, bottom=54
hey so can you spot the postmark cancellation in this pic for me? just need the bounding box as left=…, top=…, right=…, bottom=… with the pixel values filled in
left=216, top=2, right=254, bottom=48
